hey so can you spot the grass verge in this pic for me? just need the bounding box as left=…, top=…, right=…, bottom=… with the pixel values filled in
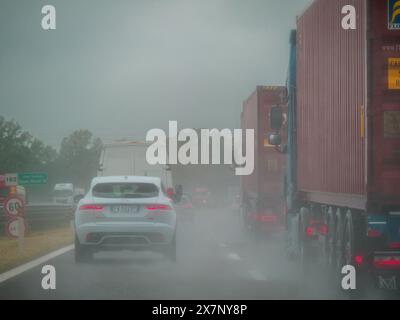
left=0, top=224, right=74, bottom=274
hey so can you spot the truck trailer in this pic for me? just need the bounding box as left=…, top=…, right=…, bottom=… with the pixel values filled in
left=269, top=0, right=400, bottom=291
left=98, top=141, right=174, bottom=192
left=241, top=86, right=287, bottom=234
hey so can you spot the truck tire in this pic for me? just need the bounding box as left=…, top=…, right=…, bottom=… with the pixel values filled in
left=299, top=208, right=314, bottom=271
left=325, top=208, right=337, bottom=268
left=343, top=210, right=369, bottom=298
left=335, top=209, right=345, bottom=274
left=74, top=235, right=93, bottom=263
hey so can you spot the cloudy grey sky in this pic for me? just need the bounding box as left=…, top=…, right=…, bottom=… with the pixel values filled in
left=0, top=0, right=311, bottom=147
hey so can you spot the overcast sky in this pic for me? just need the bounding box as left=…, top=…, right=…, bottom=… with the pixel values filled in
left=0, top=0, right=311, bottom=147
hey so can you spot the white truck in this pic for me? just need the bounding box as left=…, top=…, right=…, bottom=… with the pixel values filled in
left=97, top=141, right=174, bottom=193
left=53, top=183, right=74, bottom=204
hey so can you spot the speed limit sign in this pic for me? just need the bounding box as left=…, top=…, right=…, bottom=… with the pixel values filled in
left=3, top=195, right=25, bottom=218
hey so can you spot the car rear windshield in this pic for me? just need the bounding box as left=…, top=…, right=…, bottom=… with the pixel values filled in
left=54, top=190, right=73, bottom=197
left=92, top=183, right=159, bottom=199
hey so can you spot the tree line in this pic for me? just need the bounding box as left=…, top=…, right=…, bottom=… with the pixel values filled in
left=0, top=116, right=102, bottom=200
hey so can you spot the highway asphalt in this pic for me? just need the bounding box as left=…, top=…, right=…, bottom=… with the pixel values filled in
left=0, top=208, right=395, bottom=300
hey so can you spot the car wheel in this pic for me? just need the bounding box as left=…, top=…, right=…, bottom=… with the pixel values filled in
left=74, top=234, right=93, bottom=263
left=165, top=232, right=177, bottom=262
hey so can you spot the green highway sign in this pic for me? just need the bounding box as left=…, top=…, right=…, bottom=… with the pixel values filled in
left=17, top=173, right=48, bottom=185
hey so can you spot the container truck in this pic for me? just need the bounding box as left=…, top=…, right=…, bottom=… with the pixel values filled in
left=241, top=86, right=287, bottom=234
left=269, top=0, right=400, bottom=291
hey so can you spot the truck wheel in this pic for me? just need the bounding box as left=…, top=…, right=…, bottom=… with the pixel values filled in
left=299, top=208, right=314, bottom=270
left=325, top=208, right=337, bottom=268
left=335, top=209, right=345, bottom=273
left=343, top=210, right=369, bottom=298
left=74, top=235, right=93, bottom=263
left=344, top=211, right=356, bottom=267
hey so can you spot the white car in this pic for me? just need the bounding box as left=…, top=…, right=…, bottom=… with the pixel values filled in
left=74, top=176, right=177, bottom=262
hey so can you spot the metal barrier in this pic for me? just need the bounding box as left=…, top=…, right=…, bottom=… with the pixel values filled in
left=0, top=204, right=75, bottom=233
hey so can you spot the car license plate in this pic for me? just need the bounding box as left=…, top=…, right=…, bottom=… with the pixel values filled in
left=377, top=276, right=398, bottom=290
left=110, top=205, right=139, bottom=214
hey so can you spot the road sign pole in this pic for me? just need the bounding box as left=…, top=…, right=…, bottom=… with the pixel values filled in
left=4, top=194, right=27, bottom=251
left=17, top=217, right=25, bottom=255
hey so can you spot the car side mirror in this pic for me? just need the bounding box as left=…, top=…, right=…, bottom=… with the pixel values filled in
left=269, top=106, right=283, bottom=131
left=268, top=133, right=282, bottom=146
left=74, top=194, right=84, bottom=203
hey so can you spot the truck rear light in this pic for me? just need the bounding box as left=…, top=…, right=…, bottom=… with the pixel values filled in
left=183, top=203, right=193, bottom=209
left=146, top=204, right=172, bottom=211
left=373, top=256, right=400, bottom=269
left=367, top=229, right=381, bottom=238
left=79, top=204, right=104, bottom=211
left=306, top=226, right=316, bottom=237
left=258, top=214, right=278, bottom=222
left=319, top=224, right=328, bottom=235
left=389, top=242, right=400, bottom=249
left=355, top=255, right=363, bottom=267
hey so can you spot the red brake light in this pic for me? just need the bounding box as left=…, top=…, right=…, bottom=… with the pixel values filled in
left=306, top=226, right=315, bottom=237
left=374, top=256, right=400, bottom=269
left=367, top=229, right=381, bottom=238
left=79, top=204, right=104, bottom=211
left=389, top=242, right=400, bottom=249
left=319, top=224, right=328, bottom=235
left=355, top=255, right=363, bottom=267
left=258, top=214, right=278, bottom=222
left=146, top=204, right=172, bottom=211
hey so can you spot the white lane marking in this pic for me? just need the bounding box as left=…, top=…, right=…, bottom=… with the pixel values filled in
left=0, top=245, right=74, bottom=284
left=227, top=252, right=241, bottom=261
left=248, top=269, right=267, bottom=281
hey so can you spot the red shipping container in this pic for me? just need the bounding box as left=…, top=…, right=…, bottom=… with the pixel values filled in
left=296, top=0, right=400, bottom=209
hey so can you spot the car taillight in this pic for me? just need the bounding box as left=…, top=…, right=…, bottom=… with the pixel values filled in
left=79, top=204, right=104, bottom=211
left=146, top=204, right=172, bottom=211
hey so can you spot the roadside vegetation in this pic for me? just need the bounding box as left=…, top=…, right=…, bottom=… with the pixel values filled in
left=0, top=115, right=102, bottom=200
left=0, top=225, right=74, bottom=273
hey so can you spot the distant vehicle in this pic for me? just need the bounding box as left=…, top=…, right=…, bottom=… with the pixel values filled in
left=74, top=176, right=177, bottom=262
left=192, top=188, right=213, bottom=208
left=227, top=186, right=240, bottom=212
left=73, top=187, right=86, bottom=204
left=0, top=185, right=27, bottom=206
left=98, top=141, right=174, bottom=193
left=175, top=193, right=194, bottom=221
left=53, top=183, right=74, bottom=205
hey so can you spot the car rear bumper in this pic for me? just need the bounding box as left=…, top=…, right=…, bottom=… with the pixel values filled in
left=75, top=222, right=176, bottom=248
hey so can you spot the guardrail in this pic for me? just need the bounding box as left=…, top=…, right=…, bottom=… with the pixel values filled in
left=0, top=204, right=75, bottom=233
